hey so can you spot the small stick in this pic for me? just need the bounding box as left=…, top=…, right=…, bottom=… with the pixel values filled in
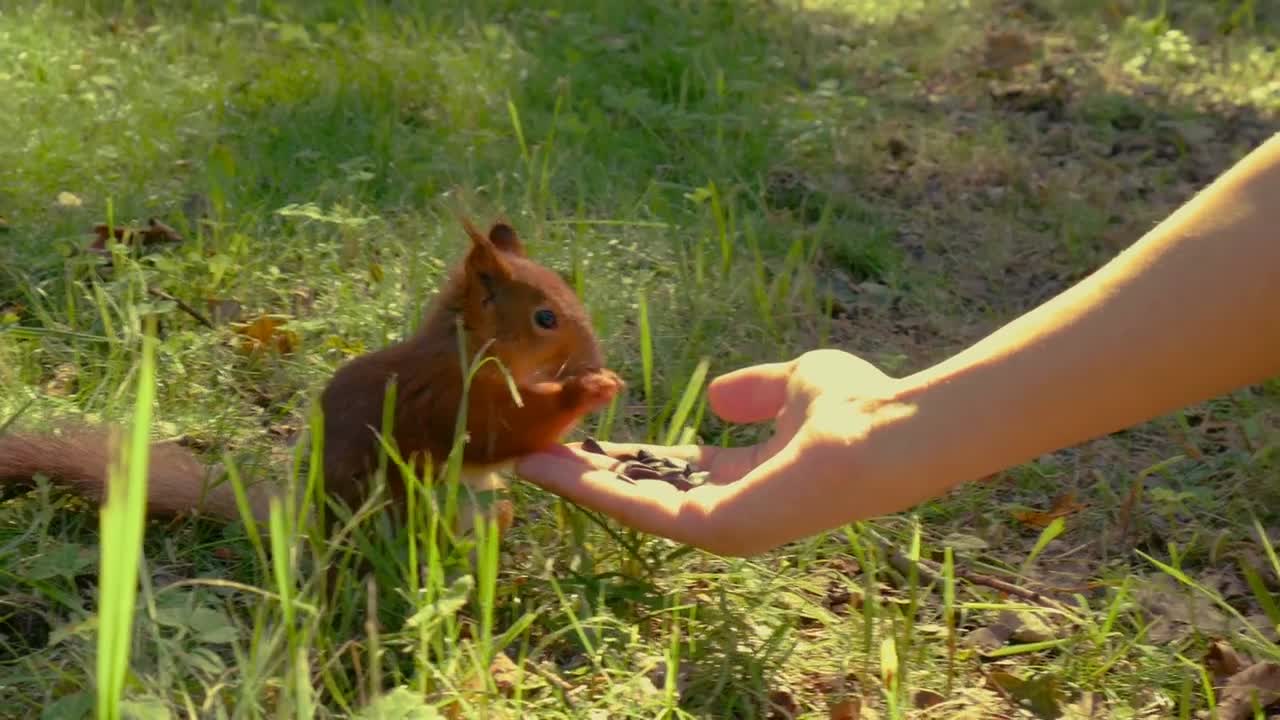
left=863, top=526, right=1073, bottom=613
left=148, top=287, right=215, bottom=329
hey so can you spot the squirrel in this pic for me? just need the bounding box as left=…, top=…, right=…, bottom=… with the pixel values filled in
left=0, top=217, right=624, bottom=537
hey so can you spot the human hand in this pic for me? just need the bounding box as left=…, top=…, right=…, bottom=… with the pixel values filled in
left=515, top=349, right=938, bottom=556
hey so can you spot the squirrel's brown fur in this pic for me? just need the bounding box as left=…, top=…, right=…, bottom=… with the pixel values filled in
left=0, top=218, right=623, bottom=527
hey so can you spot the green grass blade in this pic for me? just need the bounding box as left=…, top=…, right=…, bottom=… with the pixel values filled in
left=96, top=314, right=159, bottom=720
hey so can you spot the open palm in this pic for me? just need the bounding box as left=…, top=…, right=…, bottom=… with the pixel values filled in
left=515, top=349, right=913, bottom=556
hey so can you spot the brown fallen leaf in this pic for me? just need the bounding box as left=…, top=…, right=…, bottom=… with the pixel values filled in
left=965, top=623, right=1014, bottom=653
left=232, top=314, right=298, bottom=355
left=963, top=609, right=1064, bottom=659
left=912, top=688, right=945, bottom=709
left=1216, top=661, right=1280, bottom=720
left=489, top=652, right=522, bottom=695
left=1005, top=608, right=1058, bottom=643
left=89, top=217, right=184, bottom=252
left=1012, top=491, right=1086, bottom=528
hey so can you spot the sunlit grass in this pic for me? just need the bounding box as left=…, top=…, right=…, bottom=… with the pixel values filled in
left=0, top=0, right=1277, bottom=717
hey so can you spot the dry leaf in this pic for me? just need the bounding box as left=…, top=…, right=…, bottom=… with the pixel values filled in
left=1216, top=662, right=1280, bottom=720
left=1012, top=492, right=1085, bottom=528
left=965, top=623, right=1013, bottom=652
left=1004, top=609, right=1058, bottom=643
left=912, top=688, right=945, bottom=709
left=232, top=314, right=298, bottom=355
left=489, top=652, right=522, bottom=695
left=89, top=217, right=184, bottom=252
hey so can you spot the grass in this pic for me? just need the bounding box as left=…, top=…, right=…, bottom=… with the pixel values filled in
left=0, top=0, right=1278, bottom=716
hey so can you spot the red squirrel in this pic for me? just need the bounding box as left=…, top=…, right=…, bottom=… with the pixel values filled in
left=0, top=218, right=624, bottom=533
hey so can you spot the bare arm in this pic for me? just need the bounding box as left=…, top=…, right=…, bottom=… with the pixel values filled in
left=880, top=131, right=1280, bottom=499
left=517, top=133, right=1280, bottom=556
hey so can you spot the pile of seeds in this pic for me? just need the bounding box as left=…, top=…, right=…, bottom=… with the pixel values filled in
left=582, top=437, right=710, bottom=491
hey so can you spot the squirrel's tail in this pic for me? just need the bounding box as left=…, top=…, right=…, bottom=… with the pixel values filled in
left=0, top=427, right=271, bottom=522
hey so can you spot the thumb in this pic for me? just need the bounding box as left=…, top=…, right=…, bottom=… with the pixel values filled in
left=707, top=360, right=793, bottom=424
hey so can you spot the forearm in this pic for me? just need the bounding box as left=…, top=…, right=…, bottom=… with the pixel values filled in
left=888, top=133, right=1280, bottom=493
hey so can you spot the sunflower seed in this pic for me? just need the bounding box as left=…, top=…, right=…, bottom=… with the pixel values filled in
left=583, top=436, right=709, bottom=491
left=621, top=462, right=663, bottom=480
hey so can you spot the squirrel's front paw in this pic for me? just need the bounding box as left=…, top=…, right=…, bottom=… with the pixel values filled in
left=566, top=368, right=624, bottom=411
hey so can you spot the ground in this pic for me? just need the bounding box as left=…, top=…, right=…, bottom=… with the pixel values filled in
left=1, top=0, right=1278, bottom=718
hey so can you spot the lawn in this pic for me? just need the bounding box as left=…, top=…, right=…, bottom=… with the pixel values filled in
left=1, top=0, right=1278, bottom=717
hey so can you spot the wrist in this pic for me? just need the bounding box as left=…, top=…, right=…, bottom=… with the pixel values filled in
left=860, top=368, right=1008, bottom=506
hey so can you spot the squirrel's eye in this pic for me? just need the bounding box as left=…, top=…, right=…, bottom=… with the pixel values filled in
left=533, top=308, right=558, bottom=330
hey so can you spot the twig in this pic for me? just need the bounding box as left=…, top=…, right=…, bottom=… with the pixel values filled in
left=148, top=287, right=215, bottom=329
left=522, top=658, right=578, bottom=709
left=954, top=567, right=1057, bottom=606
left=861, top=526, right=1073, bottom=613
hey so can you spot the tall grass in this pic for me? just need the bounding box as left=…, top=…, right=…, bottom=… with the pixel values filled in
left=95, top=314, right=158, bottom=719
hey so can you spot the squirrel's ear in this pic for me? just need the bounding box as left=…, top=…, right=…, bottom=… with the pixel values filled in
left=488, top=222, right=526, bottom=256
left=461, top=217, right=512, bottom=280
